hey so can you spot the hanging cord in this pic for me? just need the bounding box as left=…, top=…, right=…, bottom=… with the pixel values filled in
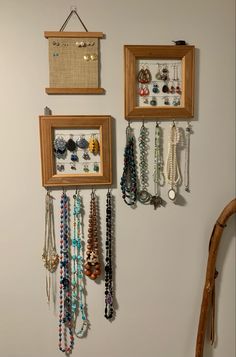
left=42, top=191, right=59, bottom=307
left=60, top=9, right=88, bottom=32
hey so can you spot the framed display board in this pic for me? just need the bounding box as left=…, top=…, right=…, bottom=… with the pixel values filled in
left=124, top=45, right=195, bottom=119
left=39, top=115, right=112, bottom=187
left=44, top=32, right=105, bottom=94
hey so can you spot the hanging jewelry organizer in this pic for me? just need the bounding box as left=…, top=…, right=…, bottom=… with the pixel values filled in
left=39, top=115, right=112, bottom=187
left=121, top=42, right=195, bottom=205
left=44, top=9, right=105, bottom=94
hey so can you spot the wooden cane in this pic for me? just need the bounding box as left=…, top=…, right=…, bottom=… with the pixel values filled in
left=195, top=198, right=236, bottom=357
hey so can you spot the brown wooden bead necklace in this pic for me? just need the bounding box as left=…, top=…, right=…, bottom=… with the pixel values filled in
left=84, top=190, right=101, bottom=280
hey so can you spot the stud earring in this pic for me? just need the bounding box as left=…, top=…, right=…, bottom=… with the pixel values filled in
left=164, top=97, right=170, bottom=105
left=83, top=164, right=89, bottom=172
left=93, top=163, right=99, bottom=172
left=152, top=83, right=160, bottom=94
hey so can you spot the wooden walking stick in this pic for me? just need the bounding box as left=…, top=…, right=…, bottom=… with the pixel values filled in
left=195, top=198, right=236, bottom=357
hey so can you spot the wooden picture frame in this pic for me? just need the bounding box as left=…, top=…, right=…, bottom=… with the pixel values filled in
left=44, top=32, right=105, bottom=95
left=39, top=115, right=112, bottom=187
left=124, top=45, right=195, bottom=120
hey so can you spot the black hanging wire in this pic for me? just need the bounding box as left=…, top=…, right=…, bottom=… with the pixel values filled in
left=60, top=9, right=88, bottom=32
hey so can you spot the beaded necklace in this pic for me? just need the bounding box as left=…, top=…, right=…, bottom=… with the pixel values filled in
left=184, top=122, right=191, bottom=192
left=150, top=123, right=165, bottom=209
left=138, top=122, right=151, bottom=204
left=120, top=123, right=137, bottom=206
left=42, top=191, right=59, bottom=307
left=59, top=191, right=74, bottom=354
left=104, top=190, right=113, bottom=319
left=71, top=191, right=87, bottom=337
left=165, top=123, right=181, bottom=201
left=84, top=191, right=101, bottom=280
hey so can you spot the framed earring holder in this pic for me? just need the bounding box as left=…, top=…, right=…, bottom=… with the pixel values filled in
left=124, top=45, right=195, bottom=120
left=39, top=115, right=112, bottom=187
left=44, top=31, right=105, bottom=94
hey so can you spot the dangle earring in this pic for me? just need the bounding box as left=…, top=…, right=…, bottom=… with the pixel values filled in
left=120, top=122, right=138, bottom=206
left=104, top=189, right=114, bottom=319
left=137, top=66, right=146, bottom=83
left=165, top=123, right=181, bottom=202
left=143, top=85, right=150, bottom=96
left=59, top=191, right=74, bottom=354
left=152, top=82, right=160, bottom=94
left=150, top=123, right=165, bottom=209
left=155, top=64, right=162, bottom=80
left=67, top=135, right=78, bottom=162
left=169, top=81, right=175, bottom=94
left=42, top=191, right=59, bottom=307
left=144, top=66, right=152, bottom=83
left=138, top=122, right=151, bottom=204
left=54, top=136, right=67, bottom=159
left=184, top=122, right=192, bottom=192
left=84, top=190, right=101, bottom=280
left=71, top=190, right=88, bottom=337
left=77, top=135, right=89, bottom=160
left=89, top=134, right=99, bottom=155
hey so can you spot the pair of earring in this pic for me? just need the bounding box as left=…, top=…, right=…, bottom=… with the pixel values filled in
left=83, top=54, right=98, bottom=61
left=137, top=66, right=152, bottom=83
left=57, top=164, right=65, bottom=172
left=139, top=85, right=149, bottom=96
left=172, top=97, right=181, bottom=106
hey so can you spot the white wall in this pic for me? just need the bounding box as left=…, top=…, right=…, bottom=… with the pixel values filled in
left=0, top=1, right=235, bottom=357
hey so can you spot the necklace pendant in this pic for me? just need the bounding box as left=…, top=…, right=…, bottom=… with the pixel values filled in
left=150, top=195, right=165, bottom=209
left=168, top=188, right=177, bottom=201
left=138, top=190, right=151, bottom=204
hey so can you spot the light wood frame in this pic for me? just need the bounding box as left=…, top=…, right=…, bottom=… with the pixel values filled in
left=39, top=115, right=112, bottom=187
left=44, top=32, right=105, bottom=95
left=124, top=45, right=195, bottom=120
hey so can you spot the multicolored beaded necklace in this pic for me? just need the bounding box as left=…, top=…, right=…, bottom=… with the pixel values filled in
left=120, top=123, right=137, bottom=206
left=104, top=190, right=113, bottom=319
left=71, top=191, right=87, bottom=337
left=59, top=191, right=74, bottom=354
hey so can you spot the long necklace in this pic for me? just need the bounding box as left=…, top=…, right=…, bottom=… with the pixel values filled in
left=184, top=122, right=191, bottom=192
left=138, top=122, right=151, bottom=204
left=165, top=123, right=181, bottom=201
left=42, top=191, right=59, bottom=307
left=104, top=190, right=113, bottom=319
left=151, top=123, right=165, bottom=209
left=71, top=191, right=87, bottom=337
left=59, top=191, right=74, bottom=354
left=120, top=123, right=137, bottom=206
left=84, top=190, right=101, bottom=280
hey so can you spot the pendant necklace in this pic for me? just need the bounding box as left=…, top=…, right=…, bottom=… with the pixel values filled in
left=138, top=122, right=151, bottom=204
left=71, top=191, right=87, bottom=337
left=151, top=123, right=165, bottom=209
left=84, top=190, right=101, bottom=280
left=184, top=122, right=191, bottom=192
left=42, top=191, right=59, bottom=307
left=104, top=189, right=114, bottom=319
left=59, top=191, right=74, bottom=354
left=120, top=122, right=137, bottom=206
left=165, top=123, right=181, bottom=202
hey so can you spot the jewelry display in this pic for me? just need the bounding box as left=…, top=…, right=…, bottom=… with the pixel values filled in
left=44, top=9, right=105, bottom=94
left=59, top=191, right=74, bottom=354
left=104, top=190, right=114, bottom=319
left=84, top=191, right=101, bottom=280
left=53, top=131, right=101, bottom=174
left=71, top=191, right=87, bottom=337
left=138, top=122, right=151, bottom=204
left=184, top=122, right=191, bottom=192
left=151, top=123, right=165, bottom=209
left=136, top=60, right=182, bottom=108
left=165, top=123, right=181, bottom=201
left=42, top=191, right=59, bottom=306
left=124, top=45, right=195, bottom=119
left=120, top=123, right=138, bottom=206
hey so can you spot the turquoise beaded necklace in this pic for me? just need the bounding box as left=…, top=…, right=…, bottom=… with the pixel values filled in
left=71, top=191, right=87, bottom=337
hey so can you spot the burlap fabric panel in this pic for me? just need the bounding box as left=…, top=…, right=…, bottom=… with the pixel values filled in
left=49, top=37, right=99, bottom=88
